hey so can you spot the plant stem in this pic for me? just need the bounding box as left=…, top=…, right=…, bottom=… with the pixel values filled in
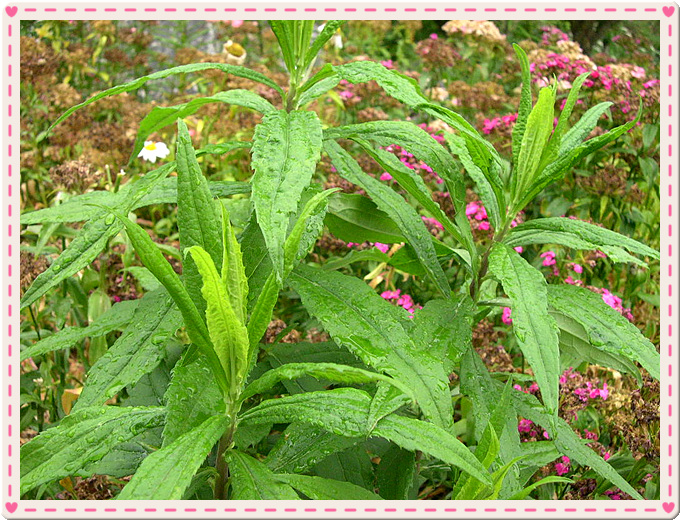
left=213, top=431, right=232, bottom=500
left=29, top=305, right=42, bottom=341
left=470, top=218, right=513, bottom=302
left=214, top=410, right=239, bottom=500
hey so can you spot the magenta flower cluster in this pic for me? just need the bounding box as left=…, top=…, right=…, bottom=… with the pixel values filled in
left=560, top=367, right=610, bottom=401
left=347, top=242, right=390, bottom=254
left=381, top=126, right=446, bottom=185
left=380, top=289, right=422, bottom=316
left=482, top=113, right=518, bottom=135
left=465, top=201, right=490, bottom=230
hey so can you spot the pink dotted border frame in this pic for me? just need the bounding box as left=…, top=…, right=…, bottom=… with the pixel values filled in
left=1, top=2, right=678, bottom=518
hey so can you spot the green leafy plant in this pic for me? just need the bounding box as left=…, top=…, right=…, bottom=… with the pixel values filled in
left=20, top=23, right=659, bottom=500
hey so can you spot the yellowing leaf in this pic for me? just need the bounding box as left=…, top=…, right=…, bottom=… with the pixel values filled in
left=220, top=203, right=248, bottom=324
left=188, top=246, right=249, bottom=401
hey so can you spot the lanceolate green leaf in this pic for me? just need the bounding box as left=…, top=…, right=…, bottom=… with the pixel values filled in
left=325, top=140, right=452, bottom=294
left=513, top=85, right=556, bottom=202
left=269, top=21, right=297, bottom=76
left=283, top=188, right=339, bottom=278
left=505, top=217, right=659, bottom=261
left=372, top=414, right=492, bottom=487
left=516, top=103, right=642, bottom=211
left=410, top=296, right=474, bottom=374
left=239, top=388, right=373, bottom=438
left=488, top=244, right=560, bottom=415
left=288, top=264, right=454, bottom=431
left=132, top=90, right=275, bottom=159
left=504, top=230, right=649, bottom=267
left=445, top=132, right=503, bottom=232
left=547, top=284, right=660, bottom=380
left=45, top=63, right=283, bottom=136
left=20, top=163, right=173, bottom=310
left=553, top=310, right=642, bottom=384
left=509, top=388, right=643, bottom=499
left=375, top=446, right=417, bottom=499
left=266, top=423, right=359, bottom=474
left=251, top=109, right=323, bottom=281
left=245, top=190, right=333, bottom=352
left=325, top=192, right=404, bottom=244
left=74, top=289, right=182, bottom=411
left=559, top=102, right=613, bottom=155
left=539, top=72, right=591, bottom=171
left=511, top=44, right=533, bottom=174
left=227, top=451, right=300, bottom=500
left=274, top=473, right=382, bottom=500
left=240, top=362, right=412, bottom=402
left=304, top=20, right=347, bottom=71
left=508, top=476, right=573, bottom=500
left=246, top=271, right=280, bottom=351
left=21, top=173, right=250, bottom=228
left=239, top=213, right=271, bottom=308
left=325, top=121, right=464, bottom=193
left=188, top=246, right=249, bottom=397
left=117, top=414, right=228, bottom=500
left=20, top=300, right=137, bottom=362
left=20, top=406, right=165, bottom=494
left=162, top=347, right=222, bottom=446
left=325, top=60, right=500, bottom=164
left=365, top=381, right=412, bottom=431
left=352, top=138, right=464, bottom=245
left=106, top=210, right=228, bottom=395
left=220, top=203, right=249, bottom=324
left=176, top=119, right=223, bottom=317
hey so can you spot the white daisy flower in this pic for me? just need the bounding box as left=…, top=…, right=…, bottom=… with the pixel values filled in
left=138, top=141, right=170, bottom=163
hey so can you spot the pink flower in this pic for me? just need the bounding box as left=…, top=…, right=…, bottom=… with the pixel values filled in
left=478, top=221, right=490, bottom=231
left=380, top=172, right=393, bottom=181
left=514, top=246, right=524, bottom=254
left=502, top=307, right=513, bottom=325
left=422, top=216, right=444, bottom=230
left=482, top=117, right=501, bottom=134
left=600, top=383, right=609, bottom=400
left=555, top=456, right=571, bottom=476
left=466, top=202, right=480, bottom=217
left=374, top=243, right=389, bottom=254
left=518, top=419, right=533, bottom=433
left=631, top=66, right=646, bottom=79
left=381, top=289, right=401, bottom=300
left=430, top=33, right=438, bottom=40
left=601, top=290, right=618, bottom=309
left=231, top=20, right=244, bottom=28
left=555, top=461, right=570, bottom=476
left=380, top=59, right=395, bottom=69
left=603, top=452, right=611, bottom=461
left=540, top=251, right=556, bottom=267
left=572, top=263, right=583, bottom=274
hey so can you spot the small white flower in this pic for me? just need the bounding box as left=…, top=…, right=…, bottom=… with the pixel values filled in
left=138, top=141, right=170, bottom=163
left=331, top=33, right=343, bottom=50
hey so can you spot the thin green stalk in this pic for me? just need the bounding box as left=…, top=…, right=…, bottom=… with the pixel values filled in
left=214, top=401, right=241, bottom=500
left=214, top=427, right=234, bottom=500
left=29, top=305, right=42, bottom=341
